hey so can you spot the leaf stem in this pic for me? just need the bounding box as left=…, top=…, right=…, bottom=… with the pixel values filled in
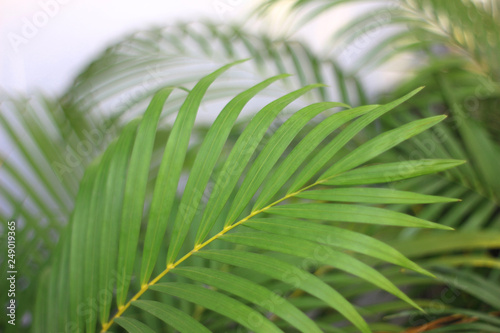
left=101, top=181, right=321, bottom=332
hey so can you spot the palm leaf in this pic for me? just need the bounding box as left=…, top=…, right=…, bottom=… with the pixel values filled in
left=35, top=65, right=463, bottom=333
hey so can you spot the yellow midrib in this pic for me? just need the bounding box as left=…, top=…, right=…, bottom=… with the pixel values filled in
left=101, top=180, right=321, bottom=332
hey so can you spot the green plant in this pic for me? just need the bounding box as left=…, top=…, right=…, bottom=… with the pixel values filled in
left=32, top=61, right=467, bottom=332
left=2, top=1, right=500, bottom=332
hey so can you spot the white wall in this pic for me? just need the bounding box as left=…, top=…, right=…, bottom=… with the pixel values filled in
left=0, top=0, right=408, bottom=97
left=0, top=0, right=254, bottom=95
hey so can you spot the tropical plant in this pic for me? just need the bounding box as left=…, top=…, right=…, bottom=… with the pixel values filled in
left=1, top=0, right=500, bottom=332
left=254, top=0, right=500, bottom=242
left=255, top=1, right=500, bottom=331
left=34, top=61, right=468, bottom=332
left=1, top=22, right=361, bottom=331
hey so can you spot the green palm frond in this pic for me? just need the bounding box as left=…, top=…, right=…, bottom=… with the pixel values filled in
left=374, top=66, right=500, bottom=233
left=256, top=0, right=500, bottom=77
left=0, top=93, right=106, bottom=328
left=254, top=0, right=500, bottom=230
left=61, top=21, right=366, bottom=128
left=2, top=2, right=498, bottom=332
left=272, top=231, right=500, bottom=331
left=254, top=0, right=500, bottom=134
left=34, top=63, right=464, bottom=333
left=1, top=22, right=363, bottom=331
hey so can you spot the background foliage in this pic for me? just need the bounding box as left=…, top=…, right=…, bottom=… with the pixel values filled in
left=1, top=0, right=499, bottom=332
